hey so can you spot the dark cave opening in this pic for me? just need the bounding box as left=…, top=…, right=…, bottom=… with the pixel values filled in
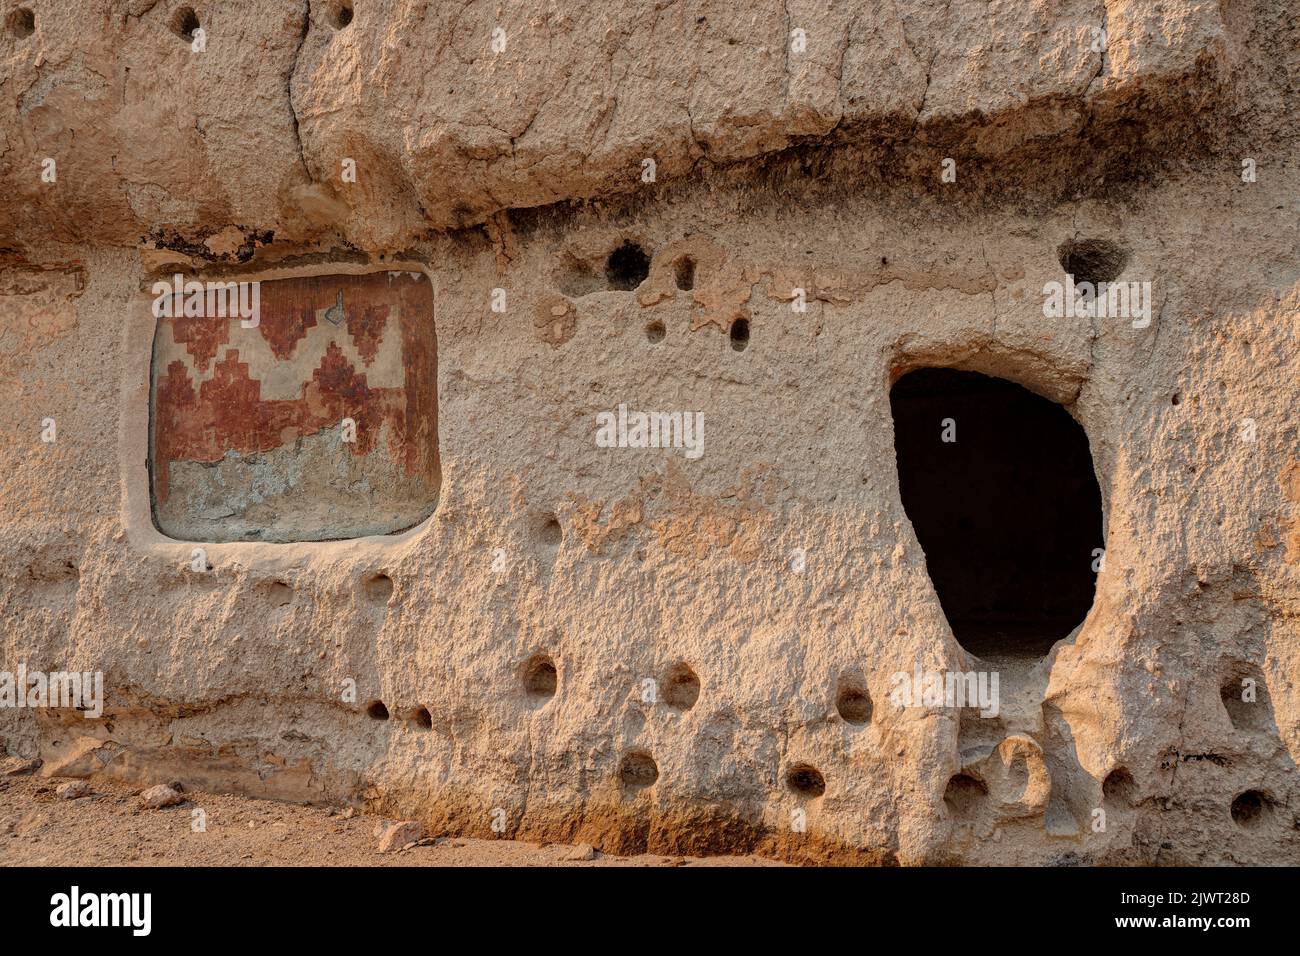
left=605, top=241, right=651, bottom=291
left=889, top=368, right=1104, bottom=662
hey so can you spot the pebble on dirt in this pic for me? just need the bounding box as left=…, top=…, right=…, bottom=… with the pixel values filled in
left=376, top=820, right=423, bottom=853
left=139, top=784, right=184, bottom=809
left=560, top=843, right=596, bottom=861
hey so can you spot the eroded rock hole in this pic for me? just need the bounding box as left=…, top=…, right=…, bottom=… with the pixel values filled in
left=268, top=581, right=292, bottom=607
left=890, top=368, right=1103, bottom=663
left=523, top=654, right=557, bottom=701
left=835, top=674, right=872, bottom=725
left=1057, top=238, right=1129, bottom=287
left=1102, top=767, right=1136, bottom=806
left=330, top=1, right=353, bottom=29
left=1231, top=790, right=1270, bottom=828
left=943, top=773, right=987, bottom=817
left=605, top=242, right=650, bottom=291
left=786, top=764, right=826, bottom=798
left=7, top=7, right=34, bottom=38
left=662, top=663, right=700, bottom=710
left=646, top=320, right=666, bottom=344
left=674, top=256, right=696, bottom=291
left=1220, top=667, right=1274, bottom=733
left=535, top=514, right=562, bottom=548
left=170, top=6, right=200, bottom=42
left=365, top=700, right=389, bottom=721
left=729, top=318, right=749, bottom=352
left=620, top=752, right=659, bottom=791
left=409, top=706, right=432, bottom=729
left=364, top=573, right=394, bottom=605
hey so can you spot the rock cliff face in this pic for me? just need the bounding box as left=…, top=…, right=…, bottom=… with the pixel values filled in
left=1, top=0, right=1297, bottom=863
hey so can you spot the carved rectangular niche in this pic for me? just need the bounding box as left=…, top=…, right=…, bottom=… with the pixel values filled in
left=149, top=270, right=439, bottom=543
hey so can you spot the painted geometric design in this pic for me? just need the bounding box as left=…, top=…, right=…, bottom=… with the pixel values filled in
left=149, top=271, right=439, bottom=543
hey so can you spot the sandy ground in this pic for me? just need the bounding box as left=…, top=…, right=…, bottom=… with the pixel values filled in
left=0, top=774, right=781, bottom=867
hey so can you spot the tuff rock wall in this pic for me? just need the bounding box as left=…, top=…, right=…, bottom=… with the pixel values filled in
left=1, top=0, right=1298, bottom=864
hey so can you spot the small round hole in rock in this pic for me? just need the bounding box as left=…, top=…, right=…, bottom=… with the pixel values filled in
left=674, top=256, right=696, bottom=291
left=943, top=773, right=987, bottom=817
left=268, top=581, right=292, bottom=607
left=646, top=320, right=666, bottom=344
left=170, top=6, right=200, bottom=42
left=729, top=318, right=749, bottom=352
left=620, top=752, right=658, bottom=791
left=364, top=573, right=394, bottom=604
left=6, top=7, right=34, bottom=38
left=330, top=1, right=353, bottom=28
left=523, top=654, right=557, bottom=700
left=535, top=515, right=562, bottom=548
left=409, top=706, right=432, bottom=730
left=835, top=675, right=872, bottom=725
left=662, top=663, right=700, bottom=710
left=1057, top=237, right=1129, bottom=287
left=605, top=242, right=650, bottom=291
left=786, top=764, right=826, bottom=798
left=1230, top=790, right=1269, bottom=828
left=1102, top=767, right=1136, bottom=806
left=365, top=700, right=389, bottom=721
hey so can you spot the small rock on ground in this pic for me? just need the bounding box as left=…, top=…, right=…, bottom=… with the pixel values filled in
left=376, top=820, right=422, bottom=853
left=139, top=784, right=184, bottom=809
left=559, top=843, right=596, bottom=861
left=56, top=781, right=91, bottom=800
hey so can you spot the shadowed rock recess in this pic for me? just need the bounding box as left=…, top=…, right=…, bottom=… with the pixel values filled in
left=1, top=1, right=1298, bottom=865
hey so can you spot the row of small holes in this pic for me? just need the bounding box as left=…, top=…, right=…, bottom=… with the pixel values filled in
left=524, top=655, right=701, bottom=709
left=948, top=768, right=1273, bottom=831
left=357, top=644, right=855, bottom=799
left=621, top=757, right=825, bottom=798
left=162, top=4, right=354, bottom=43
left=632, top=238, right=1129, bottom=352
left=644, top=316, right=747, bottom=351
left=365, top=700, right=431, bottom=729
left=366, top=687, right=1265, bottom=814
left=364, top=705, right=1269, bottom=819
left=527, top=656, right=826, bottom=799
left=619, top=757, right=824, bottom=797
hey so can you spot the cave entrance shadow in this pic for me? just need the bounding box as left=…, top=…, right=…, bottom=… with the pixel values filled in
left=889, top=368, right=1104, bottom=666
